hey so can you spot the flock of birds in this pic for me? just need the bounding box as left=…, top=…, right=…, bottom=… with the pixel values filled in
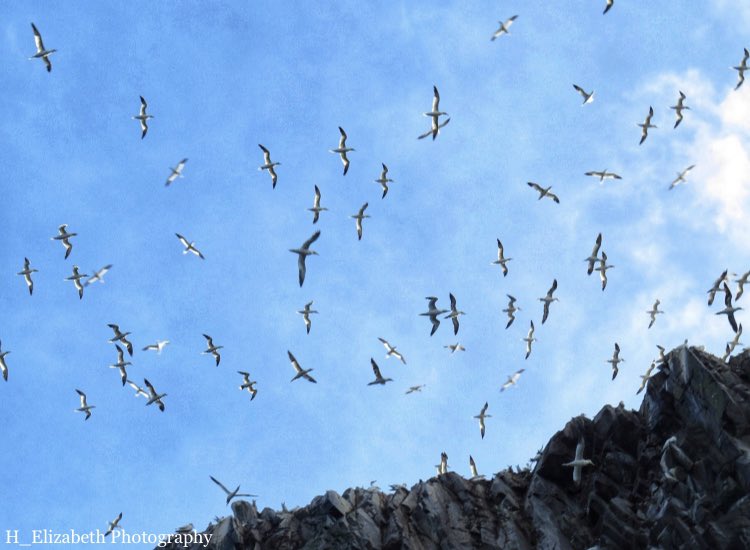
left=8, top=6, right=750, bottom=535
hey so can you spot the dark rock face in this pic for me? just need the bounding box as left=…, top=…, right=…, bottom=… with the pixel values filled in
left=158, top=346, right=750, bottom=549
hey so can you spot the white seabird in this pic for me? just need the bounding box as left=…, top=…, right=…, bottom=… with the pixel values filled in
left=647, top=299, right=664, bottom=329
left=132, top=96, right=153, bottom=139
left=716, top=283, right=742, bottom=333
left=733, top=48, right=749, bottom=90
left=491, top=15, right=518, bottom=40
left=491, top=239, right=512, bottom=277
left=17, top=258, right=38, bottom=295
left=572, top=84, right=594, bottom=105
left=523, top=321, right=536, bottom=359
left=0, top=341, right=10, bottom=382
left=329, top=127, right=354, bottom=175
left=444, top=343, right=466, bottom=353
left=562, top=437, right=594, bottom=485
left=405, top=384, right=425, bottom=395
left=109, top=344, right=132, bottom=386
left=237, top=371, right=258, bottom=400
left=75, top=389, right=95, bottom=420
left=594, top=251, right=614, bottom=291
left=638, top=106, right=656, bottom=145
left=368, top=358, right=393, bottom=386
left=258, top=144, right=280, bottom=189
left=584, top=170, right=621, bottom=183
left=29, top=23, right=56, bottom=72
left=669, top=164, right=695, bottom=190
left=165, top=158, right=188, bottom=186
left=636, top=361, right=656, bottom=395
left=670, top=91, right=690, bottom=128
left=202, top=334, right=223, bottom=366
left=527, top=182, right=560, bottom=203
left=210, top=476, right=257, bottom=506
left=308, top=185, right=328, bottom=224
left=126, top=379, right=149, bottom=399
left=142, top=340, right=170, bottom=354
left=708, top=269, right=730, bottom=306
left=584, top=233, right=603, bottom=275
left=65, top=265, right=88, bottom=300
left=474, top=402, right=491, bottom=439
left=439, top=452, right=449, bottom=475
left=108, top=324, right=133, bottom=356
left=351, top=202, right=370, bottom=241
left=378, top=337, right=406, bottom=364
left=418, top=86, right=450, bottom=140
left=288, top=350, right=316, bottom=383
left=503, top=294, right=520, bottom=329
left=289, top=230, right=320, bottom=287
left=420, top=296, right=448, bottom=336
left=445, top=293, right=465, bottom=335
left=104, top=513, right=123, bottom=537
left=85, top=264, right=112, bottom=286
left=501, top=368, right=525, bottom=392
left=603, top=0, right=614, bottom=14
left=469, top=455, right=484, bottom=479
left=176, top=233, right=205, bottom=259
left=51, top=224, right=77, bottom=259
left=375, top=163, right=393, bottom=199
left=144, top=378, right=167, bottom=411
left=298, top=301, right=318, bottom=334
left=539, top=279, right=559, bottom=324
left=607, top=342, right=624, bottom=380
left=656, top=344, right=667, bottom=365
left=735, top=271, right=750, bottom=301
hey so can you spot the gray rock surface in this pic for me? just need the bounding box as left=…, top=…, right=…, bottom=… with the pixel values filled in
left=157, top=345, right=750, bottom=549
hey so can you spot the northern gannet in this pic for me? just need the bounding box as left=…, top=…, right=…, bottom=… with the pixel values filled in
left=107, top=324, right=133, bottom=356
left=51, top=224, right=76, bottom=259
left=378, top=337, right=406, bottom=364
left=288, top=351, right=316, bottom=383
left=65, top=265, right=88, bottom=300
left=469, top=455, right=484, bottom=479
left=562, top=437, right=594, bottom=485
left=104, top=513, right=123, bottom=537
left=572, top=84, right=594, bottom=105
left=85, top=264, right=112, bottom=286
left=142, top=340, right=169, bottom=354
left=29, top=23, right=56, bottom=72
left=109, top=344, right=132, bottom=386
left=444, top=343, right=466, bottom=353
left=656, top=344, right=667, bottom=365
left=144, top=378, right=167, bottom=411
left=202, top=334, right=223, bottom=366
left=237, top=371, right=258, bottom=400
left=17, top=258, right=38, bottom=295
left=636, top=361, right=656, bottom=394
left=330, top=127, right=354, bottom=175
left=491, top=15, right=518, bottom=40
left=607, top=342, right=624, bottom=380
left=132, top=96, right=153, bottom=139
left=308, top=185, right=328, bottom=224
left=368, top=358, right=393, bottom=385
left=176, top=233, right=205, bottom=259
left=491, top=239, right=512, bottom=276
left=594, top=251, right=614, bottom=291
left=539, top=279, right=559, bottom=324
left=445, top=293, right=465, bottom=335
left=375, top=163, right=393, bottom=199
left=670, top=91, right=690, bottom=128
left=584, top=170, right=621, bottom=183
left=647, top=299, right=663, bottom=329
left=165, top=158, right=188, bottom=186
left=419, top=296, right=448, bottom=336
left=501, top=368, right=525, bottom=392
left=669, top=164, right=695, bottom=190
left=716, top=283, right=742, bottom=333
left=735, top=271, right=750, bottom=300
left=289, top=230, right=320, bottom=287
left=523, top=321, right=536, bottom=359
left=175, top=524, right=194, bottom=535
left=733, top=48, right=749, bottom=90
left=503, top=294, right=520, bottom=329
left=126, top=379, right=149, bottom=399
left=418, top=86, right=450, bottom=140
left=584, top=233, right=602, bottom=275
left=405, top=384, right=425, bottom=394
left=603, top=0, right=614, bottom=14
left=474, top=402, right=491, bottom=439
left=298, top=301, right=318, bottom=334
left=351, top=202, right=370, bottom=240
left=638, top=106, right=656, bottom=145
left=708, top=269, right=730, bottom=306
left=439, top=452, right=448, bottom=475
left=0, top=341, right=10, bottom=382
left=258, top=144, right=280, bottom=189
left=527, top=182, right=560, bottom=203
left=75, top=389, right=95, bottom=420
left=210, top=476, right=257, bottom=505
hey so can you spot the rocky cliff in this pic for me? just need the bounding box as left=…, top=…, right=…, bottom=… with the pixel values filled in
left=158, top=345, right=750, bottom=549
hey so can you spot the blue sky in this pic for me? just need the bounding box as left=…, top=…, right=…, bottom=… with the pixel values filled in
left=2, top=0, right=750, bottom=544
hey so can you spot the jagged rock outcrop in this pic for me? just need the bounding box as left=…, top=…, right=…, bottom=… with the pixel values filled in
left=158, top=345, right=750, bottom=549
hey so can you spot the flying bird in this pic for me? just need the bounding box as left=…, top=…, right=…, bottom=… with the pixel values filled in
left=126, top=379, right=149, bottom=399
left=603, top=0, right=614, bottom=15
left=636, top=361, right=656, bottom=395
left=258, top=144, right=280, bottom=188
left=503, top=295, right=520, bottom=329
left=142, top=340, right=169, bottom=354
left=638, top=106, right=656, bottom=145
left=329, top=127, right=354, bottom=175
left=0, top=342, right=10, bottom=382
left=501, top=368, right=525, bottom=392
left=523, top=321, right=536, bottom=359
left=17, top=258, right=38, bottom=295
left=539, top=279, right=559, bottom=324
left=75, top=389, right=95, bottom=420
left=444, top=343, right=466, bottom=353
left=65, top=265, right=88, bottom=300
left=104, top=513, right=123, bottom=537
left=669, top=164, right=696, bottom=190
left=418, top=86, right=450, bottom=140
left=716, top=283, right=742, bottom=333
left=584, top=170, right=621, bottom=183
left=202, top=334, right=223, bottom=366
left=420, top=296, right=448, bottom=336
left=144, top=378, right=167, bottom=411
left=308, top=185, right=328, bottom=224
left=351, top=203, right=370, bottom=240
left=289, top=230, right=320, bottom=287
left=29, top=23, right=56, bottom=72
left=562, top=437, right=594, bottom=485
left=375, top=163, right=393, bottom=199
left=210, top=476, right=257, bottom=506
left=733, top=48, right=749, bottom=90
left=647, top=300, right=664, bottom=329
left=473, top=402, right=491, bottom=439
left=298, top=301, right=318, bottom=334
left=445, top=293, right=465, bottom=335
left=527, top=182, right=560, bottom=203
left=107, top=324, right=133, bottom=355
left=165, top=158, right=188, bottom=186
left=670, top=91, right=690, bottom=128
left=288, top=351, right=316, bottom=383
left=109, top=345, right=132, bottom=386
left=85, top=264, right=113, bottom=286
left=405, top=385, right=425, bottom=395
left=708, top=270, right=730, bottom=306
left=51, top=224, right=77, bottom=259
left=491, top=239, right=512, bottom=276
left=237, top=371, right=258, bottom=400
left=594, top=251, right=614, bottom=291
left=175, top=233, right=205, bottom=259
left=491, top=15, right=518, bottom=40
left=367, top=358, right=393, bottom=386
left=735, top=271, right=750, bottom=300
left=572, top=84, right=594, bottom=105
left=378, top=337, right=406, bottom=364
left=584, top=233, right=603, bottom=275
left=132, top=96, right=153, bottom=139
left=607, top=343, right=624, bottom=380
